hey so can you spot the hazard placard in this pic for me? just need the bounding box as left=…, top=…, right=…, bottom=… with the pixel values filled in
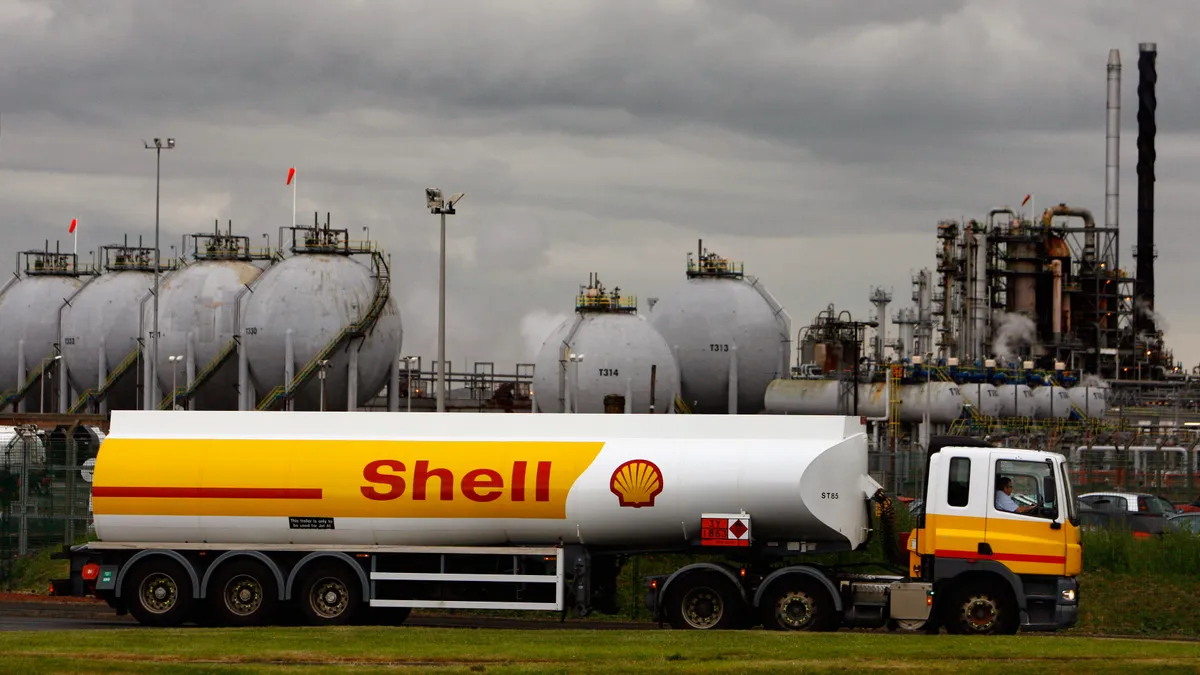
left=700, top=513, right=751, bottom=547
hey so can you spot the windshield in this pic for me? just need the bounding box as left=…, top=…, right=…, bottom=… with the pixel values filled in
left=1140, top=495, right=1175, bottom=515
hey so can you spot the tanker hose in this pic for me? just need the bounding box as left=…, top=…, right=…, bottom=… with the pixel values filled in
left=872, top=489, right=906, bottom=567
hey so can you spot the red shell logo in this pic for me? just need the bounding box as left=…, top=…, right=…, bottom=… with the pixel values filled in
left=609, top=459, right=663, bottom=508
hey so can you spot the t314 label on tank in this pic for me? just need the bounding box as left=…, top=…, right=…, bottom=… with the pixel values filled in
left=288, top=516, right=335, bottom=530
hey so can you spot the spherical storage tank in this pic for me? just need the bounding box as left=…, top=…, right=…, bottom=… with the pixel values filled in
left=648, top=244, right=789, bottom=414
left=0, top=252, right=83, bottom=410
left=147, top=259, right=263, bottom=410
left=1031, top=385, right=1072, bottom=419
left=995, top=384, right=1035, bottom=417
left=960, top=382, right=1002, bottom=417
left=533, top=276, right=678, bottom=413
left=1068, top=386, right=1109, bottom=419
left=241, top=234, right=402, bottom=411
left=763, top=380, right=964, bottom=423
left=61, top=246, right=156, bottom=410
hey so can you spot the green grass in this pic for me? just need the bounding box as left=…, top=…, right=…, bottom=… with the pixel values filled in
left=0, top=627, right=1198, bottom=674
left=1082, top=529, right=1200, bottom=576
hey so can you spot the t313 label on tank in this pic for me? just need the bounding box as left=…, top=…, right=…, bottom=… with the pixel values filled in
left=288, top=516, right=335, bottom=530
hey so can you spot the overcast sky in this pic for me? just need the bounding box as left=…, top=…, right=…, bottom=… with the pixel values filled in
left=2, top=0, right=1197, bottom=375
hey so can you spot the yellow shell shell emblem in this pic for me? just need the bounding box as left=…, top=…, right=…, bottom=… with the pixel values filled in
left=609, top=459, right=664, bottom=508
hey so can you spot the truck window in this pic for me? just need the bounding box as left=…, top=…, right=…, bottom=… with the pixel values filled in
left=1059, top=462, right=1078, bottom=523
left=947, top=457, right=970, bottom=507
left=995, top=459, right=1058, bottom=519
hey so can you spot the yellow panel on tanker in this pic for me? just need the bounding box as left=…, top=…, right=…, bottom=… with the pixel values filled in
left=93, top=439, right=603, bottom=519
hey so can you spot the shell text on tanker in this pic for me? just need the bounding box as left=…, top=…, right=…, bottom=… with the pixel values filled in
left=361, top=460, right=552, bottom=503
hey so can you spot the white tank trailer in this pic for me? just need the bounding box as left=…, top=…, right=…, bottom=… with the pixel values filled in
left=534, top=274, right=678, bottom=414
left=0, top=249, right=89, bottom=413
left=60, top=243, right=156, bottom=412
left=649, top=241, right=790, bottom=414
left=143, top=224, right=273, bottom=411
left=240, top=218, right=402, bottom=411
left=762, top=379, right=964, bottom=424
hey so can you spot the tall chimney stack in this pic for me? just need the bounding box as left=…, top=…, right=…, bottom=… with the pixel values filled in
left=1135, top=42, right=1157, bottom=336
left=1105, top=49, right=1120, bottom=239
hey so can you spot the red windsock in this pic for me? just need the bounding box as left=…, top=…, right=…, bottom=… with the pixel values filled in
left=286, top=167, right=296, bottom=185
left=69, top=218, right=77, bottom=233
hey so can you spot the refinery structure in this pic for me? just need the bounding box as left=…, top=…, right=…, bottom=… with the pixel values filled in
left=3, top=42, right=1199, bottom=566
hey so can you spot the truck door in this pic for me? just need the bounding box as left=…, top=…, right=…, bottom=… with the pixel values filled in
left=985, top=454, right=1068, bottom=574
left=920, top=450, right=989, bottom=559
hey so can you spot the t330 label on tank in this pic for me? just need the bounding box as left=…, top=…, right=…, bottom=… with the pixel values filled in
left=289, top=516, right=335, bottom=530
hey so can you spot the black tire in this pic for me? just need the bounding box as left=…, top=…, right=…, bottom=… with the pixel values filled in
left=942, top=582, right=1019, bottom=635
left=207, top=560, right=279, bottom=627
left=760, top=577, right=839, bottom=632
left=298, top=563, right=361, bottom=626
left=665, top=571, right=743, bottom=630
left=123, top=557, right=195, bottom=627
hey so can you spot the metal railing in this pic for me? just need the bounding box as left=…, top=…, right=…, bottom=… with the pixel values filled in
left=68, top=347, right=141, bottom=413
left=158, top=340, right=239, bottom=410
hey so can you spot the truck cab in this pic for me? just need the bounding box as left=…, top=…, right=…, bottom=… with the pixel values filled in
left=910, top=437, right=1081, bottom=634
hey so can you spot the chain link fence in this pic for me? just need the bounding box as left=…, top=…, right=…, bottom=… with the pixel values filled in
left=1, top=425, right=102, bottom=584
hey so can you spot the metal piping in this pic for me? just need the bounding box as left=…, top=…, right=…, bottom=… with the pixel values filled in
left=1050, top=260, right=1063, bottom=340
left=1041, top=204, right=1097, bottom=262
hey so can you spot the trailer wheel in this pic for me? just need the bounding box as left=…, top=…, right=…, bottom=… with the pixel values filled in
left=208, top=560, right=278, bottom=627
left=665, top=572, right=741, bottom=630
left=760, top=577, right=838, bottom=632
left=942, top=582, right=1018, bottom=636
left=298, top=564, right=360, bottom=626
left=123, top=558, right=195, bottom=627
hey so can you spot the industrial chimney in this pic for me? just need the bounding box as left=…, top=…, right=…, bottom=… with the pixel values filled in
left=1135, top=42, right=1157, bottom=336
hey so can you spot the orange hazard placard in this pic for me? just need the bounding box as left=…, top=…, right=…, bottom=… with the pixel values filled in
left=700, top=514, right=751, bottom=547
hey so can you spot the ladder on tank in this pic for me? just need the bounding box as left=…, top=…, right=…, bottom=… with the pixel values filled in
left=256, top=252, right=391, bottom=411
left=67, top=346, right=141, bottom=413
left=0, top=356, right=60, bottom=411
left=157, top=340, right=239, bottom=410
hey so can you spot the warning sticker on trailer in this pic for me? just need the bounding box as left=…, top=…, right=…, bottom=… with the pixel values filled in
left=700, top=514, right=750, bottom=547
left=289, top=516, right=335, bottom=530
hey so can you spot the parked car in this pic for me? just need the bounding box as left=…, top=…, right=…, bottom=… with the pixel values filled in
left=1077, top=491, right=1174, bottom=537
left=1165, top=512, right=1200, bottom=534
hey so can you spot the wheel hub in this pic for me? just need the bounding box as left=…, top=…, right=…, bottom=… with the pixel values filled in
left=775, top=591, right=816, bottom=629
left=225, top=575, right=264, bottom=616
left=962, top=595, right=998, bottom=631
left=311, top=578, right=349, bottom=619
left=140, top=573, right=178, bottom=614
left=681, top=588, right=724, bottom=629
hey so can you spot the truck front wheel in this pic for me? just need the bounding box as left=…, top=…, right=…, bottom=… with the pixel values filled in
left=760, top=578, right=838, bottom=632
left=942, top=582, right=1018, bottom=635
left=665, top=572, right=742, bottom=630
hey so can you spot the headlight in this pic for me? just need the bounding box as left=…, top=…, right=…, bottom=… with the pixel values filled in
left=1061, top=588, right=1076, bottom=602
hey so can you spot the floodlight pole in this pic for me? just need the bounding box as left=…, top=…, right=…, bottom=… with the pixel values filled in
left=427, top=189, right=464, bottom=413
left=143, top=138, right=174, bottom=409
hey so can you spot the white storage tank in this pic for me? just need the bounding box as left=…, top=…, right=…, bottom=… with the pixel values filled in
left=995, top=384, right=1035, bottom=417
left=960, top=382, right=1002, bottom=417
left=0, top=425, right=46, bottom=468
left=0, top=250, right=87, bottom=412
left=648, top=242, right=790, bottom=414
left=1068, top=385, right=1109, bottom=418
left=60, top=244, right=155, bottom=412
left=763, top=379, right=963, bottom=424
left=144, top=226, right=271, bottom=410
left=241, top=221, right=402, bottom=411
left=533, top=275, right=679, bottom=414
left=1031, top=385, right=1072, bottom=419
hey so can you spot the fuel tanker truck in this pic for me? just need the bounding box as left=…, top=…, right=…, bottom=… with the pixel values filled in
left=52, top=410, right=1080, bottom=635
